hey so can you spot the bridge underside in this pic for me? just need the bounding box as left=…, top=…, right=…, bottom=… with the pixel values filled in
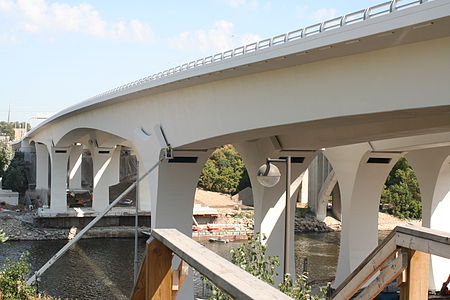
left=22, top=2, right=450, bottom=297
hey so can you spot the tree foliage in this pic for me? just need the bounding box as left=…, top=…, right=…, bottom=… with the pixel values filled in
left=0, top=122, right=14, bottom=141
left=204, top=233, right=325, bottom=300
left=198, top=145, right=250, bottom=194
left=380, top=157, right=422, bottom=219
left=3, top=151, right=29, bottom=194
left=0, top=252, right=36, bottom=300
left=0, top=141, right=13, bottom=178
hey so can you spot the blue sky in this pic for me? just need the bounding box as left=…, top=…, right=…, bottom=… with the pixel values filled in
left=0, top=0, right=383, bottom=127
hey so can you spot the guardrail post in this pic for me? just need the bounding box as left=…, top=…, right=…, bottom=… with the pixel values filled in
left=146, top=239, right=173, bottom=300
left=399, top=250, right=429, bottom=300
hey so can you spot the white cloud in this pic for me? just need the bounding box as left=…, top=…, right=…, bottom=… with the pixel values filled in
left=169, top=20, right=260, bottom=53
left=224, top=0, right=259, bottom=9
left=0, top=0, right=155, bottom=43
left=0, top=32, right=18, bottom=43
left=312, top=8, right=338, bottom=22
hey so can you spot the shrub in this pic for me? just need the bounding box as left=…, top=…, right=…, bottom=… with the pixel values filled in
left=204, top=233, right=325, bottom=300
left=380, top=158, right=422, bottom=219
left=0, top=252, right=36, bottom=300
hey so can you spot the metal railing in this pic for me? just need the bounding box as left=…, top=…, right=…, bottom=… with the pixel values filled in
left=87, top=0, right=431, bottom=103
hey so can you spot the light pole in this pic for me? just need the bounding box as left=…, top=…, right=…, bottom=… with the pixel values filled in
left=256, top=156, right=292, bottom=276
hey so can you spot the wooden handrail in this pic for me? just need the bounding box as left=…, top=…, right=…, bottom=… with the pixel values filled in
left=332, top=230, right=398, bottom=300
left=131, top=228, right=292, bottom=300
left=332, top=225, right=450, bottom=300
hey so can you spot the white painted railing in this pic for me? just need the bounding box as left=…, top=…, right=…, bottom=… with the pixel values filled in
left=89, top=0, right=430, bottom=102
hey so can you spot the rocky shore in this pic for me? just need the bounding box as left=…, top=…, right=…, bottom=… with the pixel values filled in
left=0, top=203, right=421, bottom=241
left=0, top=210, right=148, bottom=241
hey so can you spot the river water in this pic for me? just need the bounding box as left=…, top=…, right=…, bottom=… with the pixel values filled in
left=0, top=232, right=361, bottom=299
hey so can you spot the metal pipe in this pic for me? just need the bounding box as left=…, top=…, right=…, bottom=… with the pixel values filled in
left=27, top=157, right=163, bottom=285
left=284, top=156, right=291, bottom=276
left=133, top=160, right=140, bottom=283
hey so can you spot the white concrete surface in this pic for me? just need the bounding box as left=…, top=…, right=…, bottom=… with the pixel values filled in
left=48, top=146, right=70, bottom=213
left=91, top=145, right=120, bottom=212
left=68, top=144, right=83, bottom=190
left=325, top=143, right=403, bottom=287
left=406, top=146, right=450, bottom=291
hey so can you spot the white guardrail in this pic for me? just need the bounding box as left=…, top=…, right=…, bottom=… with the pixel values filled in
left=90, top=0, right=430, bottom=101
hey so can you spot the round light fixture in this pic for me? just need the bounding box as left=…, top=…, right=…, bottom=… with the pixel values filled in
left=256, top=162, right=281, bottom=188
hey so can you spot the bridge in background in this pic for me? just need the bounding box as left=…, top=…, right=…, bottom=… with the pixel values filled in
left=17, top=0, right=450, bottom=298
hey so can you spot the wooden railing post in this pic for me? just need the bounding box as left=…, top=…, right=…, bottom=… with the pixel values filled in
left=145, top=239, right=173, bottom=300
left=399, top=250, right=429, bottom=300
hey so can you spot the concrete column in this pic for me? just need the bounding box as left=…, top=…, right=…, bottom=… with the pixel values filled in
left=235, top=139, right=317, bottom=283
left=35, top=143, right=49, bottom=190
left=68, top=144, right=83, bottom=190
left=324, top=143, right=402, bottom=287
left=135, top=152, right=151, bottom=212
left=406, top=146, right=450, bottom=291
left=300, top=169, right=309, bottom=204
left=48, top=146, right=71, bottom=213
left=149, top=149, right=212, bottom=300
left=91, top=146, right=120, bottom=212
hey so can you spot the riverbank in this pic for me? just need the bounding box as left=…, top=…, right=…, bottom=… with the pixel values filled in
left=1, top=189, right=422, bottom=241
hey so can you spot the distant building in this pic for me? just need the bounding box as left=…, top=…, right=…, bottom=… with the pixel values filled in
left=13, top=128, right=26, bottom=140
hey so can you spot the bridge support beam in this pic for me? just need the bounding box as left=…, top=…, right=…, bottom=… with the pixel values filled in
left=48, top=146, right=71, bottom=213
left=35, top=143, right=49, bottom=191
left=68, top=144, right=83, bottom=190
left=235, top=139, right=317, bottom=283
left=406, top=146, right=450, bottom=291
left=91, top=146, right=120, bottom=212
left=149, top=149, right=212, bottom=300
left=325, top=143, right=402, bottom=287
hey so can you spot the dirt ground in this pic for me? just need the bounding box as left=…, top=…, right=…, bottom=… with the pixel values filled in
left=194, top=188, right=238, bottom=209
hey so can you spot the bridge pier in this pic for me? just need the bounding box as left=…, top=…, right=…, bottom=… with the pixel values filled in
left=68, top=144, right=83, bottom=190
left=325, top=143, right=402, bottom=287
left=91, top=145, right=120, bottom=212
left=48, top=146, right=71, bottom=213
left=235, top=139, right=317, bottom=283
left=35, top=142, right=49, bottom=192
left=406, top=146, right=450, bottom=291
left=148, top=149, right=212, bottom=300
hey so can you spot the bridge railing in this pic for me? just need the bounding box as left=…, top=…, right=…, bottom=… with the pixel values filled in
left=131, top=228, right=292, bottom=300
left=89, top=0, right=431, bottom=102
left=332, top=225, right=450, bottom=300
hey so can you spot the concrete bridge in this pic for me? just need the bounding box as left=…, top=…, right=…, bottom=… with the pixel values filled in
left=19, top=0, right=450, bottom=297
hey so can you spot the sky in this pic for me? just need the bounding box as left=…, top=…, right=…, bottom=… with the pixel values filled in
left=0, top=0, right=384, bottom=127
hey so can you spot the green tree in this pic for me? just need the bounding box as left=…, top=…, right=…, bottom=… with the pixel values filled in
left=0, top=122, right=14, bottom=141
left=198, top=145, right=250, bottom=194
left=380, top=157, right=422, bottom=219
left=3, top=151, right=29, bottom=194
left=0, top=141, right=13, bottom=178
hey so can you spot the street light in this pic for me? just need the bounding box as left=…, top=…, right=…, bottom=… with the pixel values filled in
left=257, top=156, right=292, bottom=276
